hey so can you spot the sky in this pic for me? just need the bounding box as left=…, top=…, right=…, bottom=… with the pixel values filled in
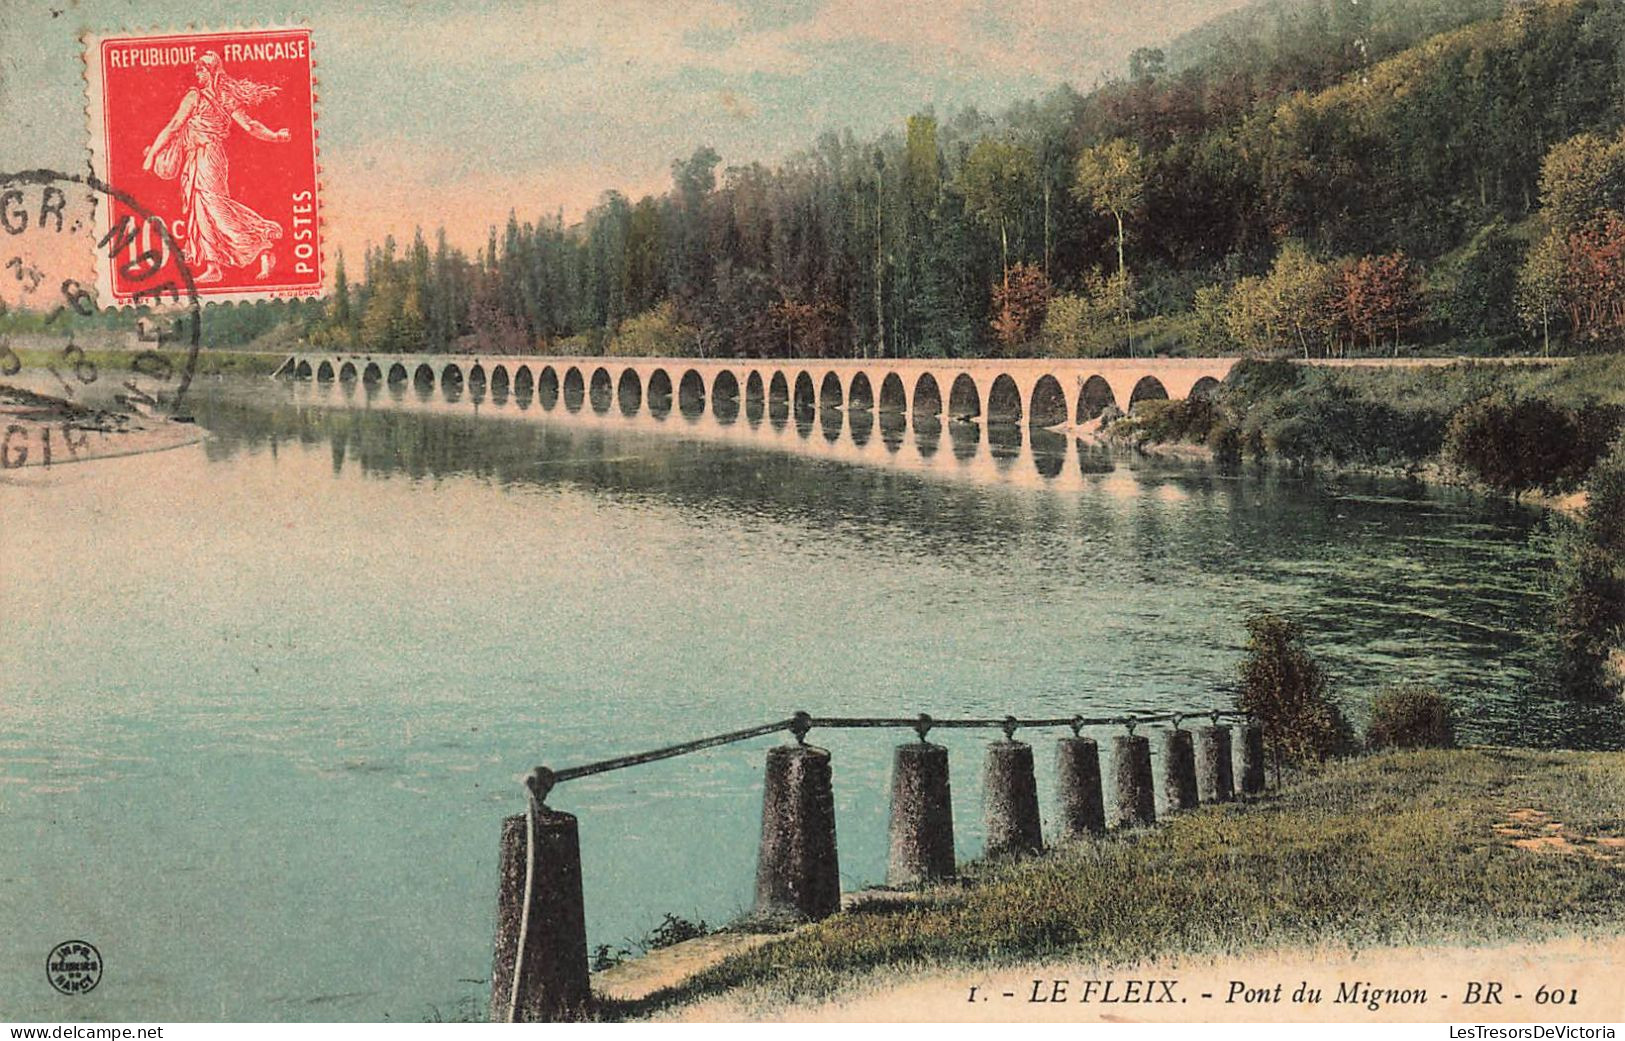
left=1, top=0, right=1252, bottom=278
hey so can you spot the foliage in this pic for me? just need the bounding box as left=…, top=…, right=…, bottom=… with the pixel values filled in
left=1038, top=268, right=1130, bottom=357
left=605, top=301, right=699, bottom=357
left=638, top=913, right=709, bottom=953
left=1108, top=396, right=1217, bottom=447
left=1550, top=436, right=1625, bottom=699
left=1337, top=251, right=1422, bottom=355
left=958, top=136, right=1038, bottom=288
left=1433, top=220, right=1524, bottom=341
left=1364, top=684, right=1456, bottom=750
left=1516, top=230, right=1569, bottom=355
left=1072, top=138, right=1144, bottom=281
left=1443, top=394, right=1623, bottom=496
left=1236, top=612, right=1353, bottom=770
left=989, top=262, right=1051, bottom=353
left=20, top=0, right=1623, bottom=360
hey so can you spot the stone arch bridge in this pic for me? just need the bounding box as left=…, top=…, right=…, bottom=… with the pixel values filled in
left=273, top=354, right=1244, bottom=426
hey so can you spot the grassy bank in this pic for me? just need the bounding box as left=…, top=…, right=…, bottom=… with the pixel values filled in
left=1112, top=355, right=1625, bottom=472
left=9, top=345, right=288, bottom=379
left=619, top=748, right=1625, bottom=1016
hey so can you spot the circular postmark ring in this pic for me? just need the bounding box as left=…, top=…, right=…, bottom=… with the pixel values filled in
left=1, top=167, right=202, bottom=409
left=46, top=939, right=103, bottom=995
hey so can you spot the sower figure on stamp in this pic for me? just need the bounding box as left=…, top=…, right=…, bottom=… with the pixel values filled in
left=141, top=51, right=289, bottom=284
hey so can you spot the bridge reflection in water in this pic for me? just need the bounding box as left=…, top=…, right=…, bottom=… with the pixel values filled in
left=279, top=353, right=1240, bottom=492
left=283, top=370, right=1182, bottom=494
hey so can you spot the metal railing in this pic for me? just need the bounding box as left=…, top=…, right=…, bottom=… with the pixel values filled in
left=500, top=704, right=1260, bottom=1022
left=527, top=707, right=1249, bottom=804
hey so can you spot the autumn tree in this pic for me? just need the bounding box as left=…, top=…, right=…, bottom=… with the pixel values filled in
left=1565, top=213, right=1625, bottom=344
left=989, top=262, right=1051, bottom=354
left=1338, top=251, right=1422, bottom=355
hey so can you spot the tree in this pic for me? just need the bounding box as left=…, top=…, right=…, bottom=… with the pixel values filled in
left=989, top=262, right=1051, bottom=353
left=1565, top=213, right=1625, bottom=344
left=958, top=136, right=1037, bottom=292
left=1338, top=251, right=1421, bottom=355
left=1040, top=268, right=1131, bottom=358
left=1127, top=46, right=1166, bottom=82
left=1517, top=231, right=1568, bottom=355
left=1072, top=139, right=1145, bottom=286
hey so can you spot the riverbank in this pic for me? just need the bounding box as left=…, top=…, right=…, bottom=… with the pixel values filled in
left=0, top=381, right=201, bottom=467
left=8, top=342, right=288, bottom=379
left=610, top=747, right=1625, bottom=1021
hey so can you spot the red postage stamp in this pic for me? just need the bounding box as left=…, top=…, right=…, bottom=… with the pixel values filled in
left=84, top=27, right=322, bottom=304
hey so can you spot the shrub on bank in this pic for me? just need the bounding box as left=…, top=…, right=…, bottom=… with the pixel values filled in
left=1443, top=394, right=1622, bottom=496
left=1236, top=612, right=1354, bottom=771
left=1109, top=396, right=1217, bottom=446
left=1551, top=436, right=1625, bottom=699
left=1365, top=684, right=1456, bottom=750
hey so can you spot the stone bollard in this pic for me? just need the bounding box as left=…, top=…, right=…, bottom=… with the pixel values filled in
left=1236, top=722, right=1267, bottom=796
left=887, top=742, right=956, bottom=885
left=489, top=809, right=591, bottom=1022
left=1055, top=737, right=1106, bottom=839
left=1109, top=734, right=1156, bottom=829
left=1158, top=728, right=1200, bottom=815
left=1195, top=725, right=1236, bottom=804
left=983, top=740, right=1043, bottom=857
left=755, top=744, right=841, bottom=920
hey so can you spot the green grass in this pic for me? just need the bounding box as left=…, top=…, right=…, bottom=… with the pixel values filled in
left=10, top=346, right=287, bottom=378
left=617, top=748, right=1625, bottom=1016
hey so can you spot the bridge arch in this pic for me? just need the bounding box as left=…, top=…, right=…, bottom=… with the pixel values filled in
left=491, top=365, right=510, bottom=395
left=469, top=364, right=487, bottom=397
left=338, top=362, right=357, bottom=382
left=648, top=368, right=673, bottom=418
left=912, top=373, right=942, bottom=416
left=819, top=371, right=843, bottom=411
left=793, top=372, right=815, bottom=414
left=948, top=374, right=980, bottom=419
left=562, top=366, right=585, bottom=411
left=768, top=371, right=788, bottom=408
left=1078, top=374, right=1116, bottom=421
left=295, top=360, right=313, bottom=379
left=617, top=369, right=642, bottom=415
left=713, top=370, right=741, bottom=424
left=387, top=362, right=407, bottom=384
left=848, top=373, right=874, bottom=411
left=317, top=361, right=335, bottom=382
left=1190, top=375, right=1222, bottom=401
left=514, top=366, right=534, bottom=401
left=1129, top=375, right=1169, bottom=411
left=678, top=369, right=706, bottom=416
left=987, top=374, right=1022, bottom=424
left=440, top=363, right=464, bottom=389
left=1030, top=375, right=1066, bottom=427
left=589, top=367, right=613, bottom=413
left=879, top=373, right=907, bottom=413
left=362, top=362, right=382, bottom=384
left=744, top=371, right=765, bottom=423
left=538, top=365, right=560, bottom=408
left=413, top=363, right=434, bottom=389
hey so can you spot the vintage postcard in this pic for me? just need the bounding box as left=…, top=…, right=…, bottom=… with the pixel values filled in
left=1, top=0, right=1622, bottom=1033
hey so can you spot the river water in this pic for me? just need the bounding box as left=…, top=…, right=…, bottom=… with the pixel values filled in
left=2, top=374, right=1620, bottom=1021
